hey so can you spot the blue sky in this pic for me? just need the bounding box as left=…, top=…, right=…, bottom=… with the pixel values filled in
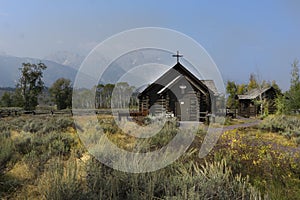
left=1, top=0, right=300, bottom=90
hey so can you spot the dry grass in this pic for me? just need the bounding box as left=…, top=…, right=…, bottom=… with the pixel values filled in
left=1, top=114, right=299, bottom=199
left=6, top=161, right=34, bottom=181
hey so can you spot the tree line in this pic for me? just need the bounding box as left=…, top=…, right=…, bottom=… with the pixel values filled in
left=72, top=82, right=138, bottom=109
left=0, top=62, right=138, bottom=111
left=1, top=59, right=300, bottom=113
left=0, top=62, right=72, bottom=110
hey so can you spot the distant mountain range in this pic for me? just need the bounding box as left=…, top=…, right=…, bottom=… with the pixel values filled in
left=0, top=49, right=179, bottom=88
left=0, top=54, right=77, bottom=87
left=44, top=51, right=85, bottom=70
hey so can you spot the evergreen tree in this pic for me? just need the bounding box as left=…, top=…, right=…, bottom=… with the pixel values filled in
left=247, top=73, right=259, bottom=91
left=287, top=59, right=300, bottom=112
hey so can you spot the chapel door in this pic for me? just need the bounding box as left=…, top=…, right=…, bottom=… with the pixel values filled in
left=178, top=97, right=190, bottom=121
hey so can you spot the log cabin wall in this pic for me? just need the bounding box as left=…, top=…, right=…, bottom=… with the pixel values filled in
left=237, top=87, right=278, bottom=117
left=137, top=62, right=216, bottom=122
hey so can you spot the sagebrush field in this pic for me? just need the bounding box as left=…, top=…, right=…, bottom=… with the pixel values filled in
left=0, top=115, right=300, bottom=199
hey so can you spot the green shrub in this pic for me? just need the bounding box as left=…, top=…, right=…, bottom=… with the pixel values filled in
left=164, top=160, right=262, bottom=200
left=22, top=116, right=74, bottom=134
left=86, top=158, right=119, bottom=199
left=55, top=117, right=75, bottom=131
left=48, top=132, right=74, bottom=157
left=20, top=131, right=77, bottom=178
left=147, top=121, right=177, bottom=148
left=38, top=157, right=84, bottom=200
left=0, top=121, right=9, bottom=132
left=0, top=132, right=15, bottom=175
left=85, top=158, right=263, bottom=200
left=260, top=115, right=300, bottom=143
left=292, top=130, right=300, bottom=137
left=131, top=120, right=178, bottom=152
left=8, top=117, right=27, bottom=131
left=22, top=118, right=44, bottom=133
left=101, top=119, right=118, bottom=134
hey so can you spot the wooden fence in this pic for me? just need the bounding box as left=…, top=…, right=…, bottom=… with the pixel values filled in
left=0, top=108, right=114, bottom=118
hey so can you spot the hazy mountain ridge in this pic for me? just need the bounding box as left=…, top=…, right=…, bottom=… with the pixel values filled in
left=0, top=50, right=179, bottom=88
left=44, top=51, right=85, bottom=70
left=0, top=54, right=77, bottom=87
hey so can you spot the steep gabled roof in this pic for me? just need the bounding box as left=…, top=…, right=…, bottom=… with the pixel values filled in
left=237, top=86, right=273, bottom=100
left=139, top=62, right=216, bottom=97
left=157, top=75, right=181, bottom=95
left=202, top=80, right=218, bottom=95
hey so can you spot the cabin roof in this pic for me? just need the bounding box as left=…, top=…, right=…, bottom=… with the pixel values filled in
left=201, top=80, right=218, bottom=95
left=157, top=75, right=182, bottom=95
left=237, top=86, right=274, bottom=100
left=138, top=62, right=217, bottom=97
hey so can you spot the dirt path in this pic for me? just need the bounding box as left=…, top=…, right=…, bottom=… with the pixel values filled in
left=221, top=119, right=261, bottom=132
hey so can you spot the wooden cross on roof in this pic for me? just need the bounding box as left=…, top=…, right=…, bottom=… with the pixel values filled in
left=172, top=51, right=183, bottom=63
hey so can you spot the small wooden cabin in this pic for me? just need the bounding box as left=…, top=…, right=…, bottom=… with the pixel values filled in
left=138, top=62, right=217, bottom=122
left=237, top=86, right=277, bottom=117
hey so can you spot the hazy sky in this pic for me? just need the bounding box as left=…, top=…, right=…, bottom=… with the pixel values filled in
left=1, top=0, right=300, bottom=90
